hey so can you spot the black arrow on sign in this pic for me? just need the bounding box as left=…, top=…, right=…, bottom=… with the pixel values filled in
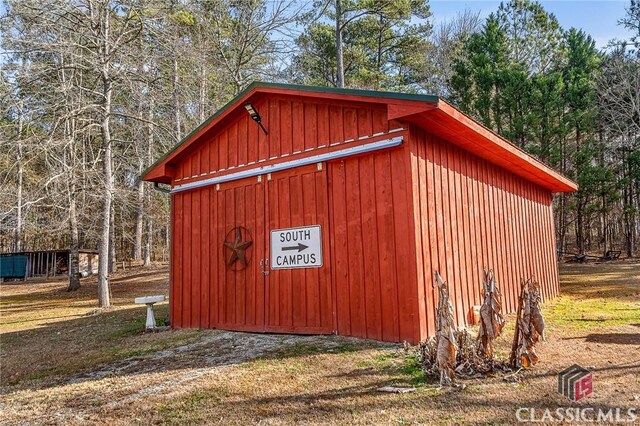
left=282, top=243, right=308, bottom=252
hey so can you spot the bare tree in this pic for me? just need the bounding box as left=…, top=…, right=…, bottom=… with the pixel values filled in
left=208, top=0, right=299, bottom=94
left=598, top=47, right=640, bottom=257
left=427, top=9, right=481, bottom=96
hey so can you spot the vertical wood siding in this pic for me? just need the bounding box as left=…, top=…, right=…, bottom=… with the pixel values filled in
left=172, top=96, right=390, bottom=184
left=327, top=145, right=420, bottom=343
left=265, top=165, right=333, bottom=333
left=409, top=125, right=559, bottom=340
left=171, top=175, right=266, bottom=331
left=215, top=177, right=265, bottom=331
left=171, top=167, right=334, bottom=332
left=169, top=97, right=416, bottom=341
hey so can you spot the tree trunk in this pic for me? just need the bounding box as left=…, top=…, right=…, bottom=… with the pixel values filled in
left=375, top=17, right=383, bottom=90
left=602, top=192, right=608, bottom=255
left=15, top=103, right=24, bottom=252
left=15, top=145, right=23, bottom=252
left=558, top=133, right=567, bottom=253
left=575, top=128, right=585, bottom=255
left=144, top=215, right=153, bottom=267
left=335, top=0, right=345, bottom=88
left=134, top=158, right=144, bottom=261
left=199, top=52, right=207, bottom=123
left=68, top=188, right=81, bottom=291
left=173, top=50, right=181, bottom=141
left=97, top=3, right=112, bottom=308
left=576, top=201, right=585, bottom=255
left=624, top=191, right=632, bottom=257
left=165, top=222, right=170, bottom=262
left=109, top=201, right=116, bottom=273
left=624, top=147, right=635, bottom=257
left=98, top=105, right=113, bottom=307
left=143, top=101, right=155, bottom=267
left=559, top=194, right=566, bottom=252
left=67, top=112, right=80, bottom=291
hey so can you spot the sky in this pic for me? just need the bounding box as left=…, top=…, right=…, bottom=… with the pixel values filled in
left=429, top=0, right=633, bottom=49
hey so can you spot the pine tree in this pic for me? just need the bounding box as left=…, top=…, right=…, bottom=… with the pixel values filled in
left=562, top=29, right=601, bottom=255
left=292, top=0, right=432, bottom=91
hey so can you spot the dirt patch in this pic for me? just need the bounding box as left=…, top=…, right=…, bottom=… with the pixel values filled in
left=1, top=263, right=639, bottom=425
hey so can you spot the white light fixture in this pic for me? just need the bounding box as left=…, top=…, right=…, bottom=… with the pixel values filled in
left=244, top=102, right=268, bottom=135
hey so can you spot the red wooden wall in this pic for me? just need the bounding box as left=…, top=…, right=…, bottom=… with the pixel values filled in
left=265, top=164, right=333, bottom=334
left=169, top=94, right=421, bottom=342
left=328, top=147, right=420, bottom=343
left=409, top=125, right=559, bottom=340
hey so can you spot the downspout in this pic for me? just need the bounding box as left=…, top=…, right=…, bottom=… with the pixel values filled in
left=152, top=181, right=172, bottom=325
left=153, top=182, right=171, bottom=194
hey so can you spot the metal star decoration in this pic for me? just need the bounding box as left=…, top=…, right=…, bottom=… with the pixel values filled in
left=224, top=227, right=253, bottom=270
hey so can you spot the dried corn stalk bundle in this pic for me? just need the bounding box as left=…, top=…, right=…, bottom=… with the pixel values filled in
left=510, top=277, right=546, bottom=368
left=433, top=271, right=458, bottom=385
left=416, top=272, right=511, bottom=384
left=453, top=329, right=485, bottom=377
left=416, top=336, right=439, bottom=376
left=476, top=269, right=505, bottom=360
left=418, top=330, right=473, bottom=377
left=417, top=329, right=501, bottom=380
left=530, top=285, right=546, bottom=342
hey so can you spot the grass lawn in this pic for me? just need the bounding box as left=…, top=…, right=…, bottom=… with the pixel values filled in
left=0, top=262, right=638, bottom=425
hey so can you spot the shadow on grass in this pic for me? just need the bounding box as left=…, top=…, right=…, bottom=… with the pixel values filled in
left=0, top=267, right=169, bottom=302
left=0, top=301, right=98, bottom=317
left=107, top=269, right=169, bottom=283
left=0, top=301, right=391, bottom=395
left=581, top=333, right=640, bottom=345
left=1, top=313, right=88, bottom=325
left=557, top=283, right=639, bottom=301
left=558, top=263, right=640, bottom=301
left=154, top=367, right=639, bottom=425
left=0, top=304, right=170, bottom=386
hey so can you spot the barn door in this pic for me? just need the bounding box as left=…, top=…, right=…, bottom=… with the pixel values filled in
left=264, top=163, right=334, bottom=334
left=215, top=175, right=266, bottom=332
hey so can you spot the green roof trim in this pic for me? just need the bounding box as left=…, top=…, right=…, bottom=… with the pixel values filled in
left=142, top=81, right=440, bottom=179
left=251, top=81, right=440, bottom=103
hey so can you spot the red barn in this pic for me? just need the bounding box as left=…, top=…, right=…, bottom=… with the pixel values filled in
left=143, top=82, right=577, bottom=344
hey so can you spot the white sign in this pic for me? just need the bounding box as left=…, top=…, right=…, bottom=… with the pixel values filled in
left=270, top=225, right=323, bottom=269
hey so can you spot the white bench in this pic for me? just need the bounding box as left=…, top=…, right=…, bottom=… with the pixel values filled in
left=134, top=295, right=166, bottom=329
